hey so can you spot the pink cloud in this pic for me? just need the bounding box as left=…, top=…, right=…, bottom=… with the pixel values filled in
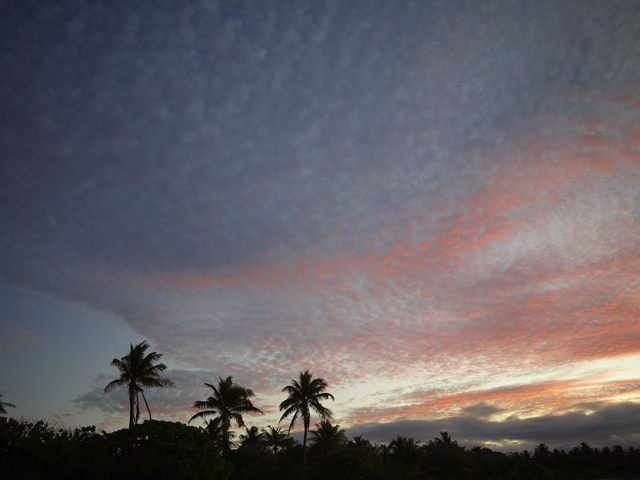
left=134, top=92, right=640, bottom=425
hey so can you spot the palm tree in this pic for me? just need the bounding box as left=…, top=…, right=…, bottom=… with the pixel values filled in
left=204, top=417, right=224, bottom=443
left=0, top=394, right=16, bottom=415
left=202, top=417, right=236, bottom=450
left=533, top=442, right=552, bottom=467
left=262, top=425, right=289, bottom=454
left=103, top=341, right=174, bottom=428
left=189, top=376, right=263, bottom=455
left=309, top=420, right=347, bottom=456
left=349, top=434, right=374, bottom=451
left=433, top=431, right=456, bottom=446
left=390, top=436, right=422, bottom=464
left=278, top=370, right=334, bottom=466
left=239, top=425, right=264, bottom=451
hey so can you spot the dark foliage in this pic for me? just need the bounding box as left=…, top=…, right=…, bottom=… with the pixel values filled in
left=106, top=420, right=231, bottom=479
left=0, top=418, right=231, bottom=480
left=227, top=436, right=304, bottom=480
left=3, top=417, right=640, bottom=480
left=0, top=417, right=107, bottom=480
left=309, top=446, right=383, bottom=480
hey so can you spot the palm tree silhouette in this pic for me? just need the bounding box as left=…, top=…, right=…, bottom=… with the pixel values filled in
left=279, top=370, right=334, bottom=467
left=309, top=420, right=347, bottom=456
left=533, top=442, right=552, bottom=467
left=0, top=394, right=16, bottom=415
left=189, top=376, right=263, bottom=456
left=239, top=425, right=264, bottom=451
left=434, top=431, right=456, bottom=445
left=202, top=416, right=237, bottom=450
left=390, top=435, right=422, bottom=463
left=262, top=425, right=289, bottom=454
left=103, top=341, right=174, bottom=428
left=349, top=434, right=374, bottom=450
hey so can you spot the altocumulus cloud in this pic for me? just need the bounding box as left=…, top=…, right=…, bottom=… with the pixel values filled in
left=1, top=0, right=640, bottom=443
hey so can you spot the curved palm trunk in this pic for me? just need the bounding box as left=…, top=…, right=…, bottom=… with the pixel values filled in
left=141, top=390, right=152, bottom=421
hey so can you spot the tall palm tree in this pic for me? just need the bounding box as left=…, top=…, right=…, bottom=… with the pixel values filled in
left=0, top=394, right=16, bottom=415
left=278, top=370, right=334, bottom=467
left=103, top=341, right=174, bottom=428
left=189, top=376, right=263, bottom=455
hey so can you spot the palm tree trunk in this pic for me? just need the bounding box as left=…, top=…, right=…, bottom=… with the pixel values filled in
left=222, top=421, right=229, bottom=457
left=141, top=390, right=152, bottom=420
left=135, top=392, right=141, bottom=425
left=303, top=415, right=309, bottom=467
left=128, top=385, right=136, bottom=429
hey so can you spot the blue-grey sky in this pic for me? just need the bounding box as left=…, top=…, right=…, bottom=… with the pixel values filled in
left=2, top=0, right=640, bottom=451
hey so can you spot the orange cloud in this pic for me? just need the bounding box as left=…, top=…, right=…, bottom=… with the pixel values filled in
left=345, top=378, right=640, bottom=426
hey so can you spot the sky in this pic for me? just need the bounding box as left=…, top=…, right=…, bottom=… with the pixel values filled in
left=1, top=0, right=640, bottom=452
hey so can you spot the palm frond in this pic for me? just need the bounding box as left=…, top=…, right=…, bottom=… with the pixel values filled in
left=188, top=409, right=219, bottom=424
left=0, top=395, right=16, bottom=415
left=103, top=378, right=127, bottom=393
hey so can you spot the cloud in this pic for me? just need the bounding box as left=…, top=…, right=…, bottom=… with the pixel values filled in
left=2, top=0, right=640, bottom=440
left=459, top=402, right=504, bottom=419
left=3, top=0, right=639, bottom=279
left=130, top=114, right=640, bottom=394
left=349, top=401, right=640, bottom=451
left=338, top=370, right=640, bottom=434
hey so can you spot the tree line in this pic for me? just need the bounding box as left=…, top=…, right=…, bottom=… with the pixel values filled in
left=2, top=341, right=640, bottom=479
left=3, top=416, right=640, bottom=479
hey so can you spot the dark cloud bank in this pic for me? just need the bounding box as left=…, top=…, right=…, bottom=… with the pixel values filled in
left=350, top=402, right=640, bottom=452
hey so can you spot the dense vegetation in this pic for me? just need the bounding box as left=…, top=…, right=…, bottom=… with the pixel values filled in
left=2, top=417, right=640, bottom=480
left=0, top=418, right=230, bottom=480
